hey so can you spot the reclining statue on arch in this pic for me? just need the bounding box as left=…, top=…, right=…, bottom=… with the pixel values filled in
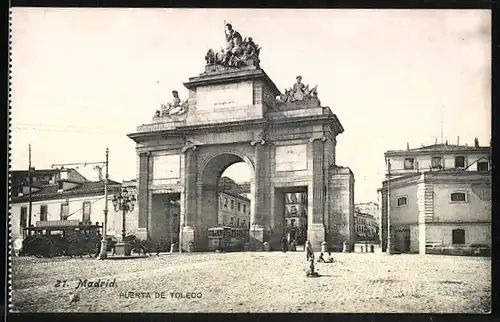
left=153, top=90, right=189, bottom=121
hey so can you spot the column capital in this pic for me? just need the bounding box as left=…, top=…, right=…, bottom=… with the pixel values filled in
left=138, top=150, right=152, bottom=157
left=250, top=140, right=266, bottom=146
left=309, top=137, right=327, bottom=143
left=181, top=143, right=197, bottom=153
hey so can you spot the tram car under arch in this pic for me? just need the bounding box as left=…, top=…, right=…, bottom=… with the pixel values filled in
left=208, top=226, right=249, bottom=252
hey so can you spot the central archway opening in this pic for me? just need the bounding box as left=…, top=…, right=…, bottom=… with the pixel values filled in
left=198, top=152, right=254, bottom=251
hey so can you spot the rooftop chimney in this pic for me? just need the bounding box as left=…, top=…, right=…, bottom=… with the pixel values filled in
left=445, top=140, right=448, bottom=145
left=407, top=142, right=410, bottom=150
left=94, top=165, right=103, bottom=181
left=457, top=136, right=460, bottom=145
left=474, top=137, right=479, bottom=148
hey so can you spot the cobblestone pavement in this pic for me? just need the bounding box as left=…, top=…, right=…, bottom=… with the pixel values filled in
left=10, top=252, right=491, bottom=313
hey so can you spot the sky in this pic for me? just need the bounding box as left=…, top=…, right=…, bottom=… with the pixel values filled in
left=10, top=8, right=491, bottom=204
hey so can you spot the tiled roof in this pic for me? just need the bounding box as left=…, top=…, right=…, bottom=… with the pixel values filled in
left=12, top=179, right=122, bottom=203
left=11, top=169, right=60, bottom=176
left=386, top=143, right=489, bottom=155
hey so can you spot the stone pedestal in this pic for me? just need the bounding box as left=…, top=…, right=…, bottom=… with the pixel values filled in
left=307, top=224, right=325, bottom=251
left=115, top=241, right=132, bottom=256
left=181, top=226, right=195, bottom=251
left=342, top=241, right=350, bottom=253
left=249, top=225, right=265, bottom=251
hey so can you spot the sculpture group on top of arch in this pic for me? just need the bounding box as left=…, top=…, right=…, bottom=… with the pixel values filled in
left=204, top=22, right=262, bottom=69
left=152, top=22, right=323, bottom=121
left=276, top=75, right=320, bottom=106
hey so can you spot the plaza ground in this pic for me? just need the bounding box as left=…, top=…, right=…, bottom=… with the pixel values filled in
left=11, top=251, right=490, bottom=313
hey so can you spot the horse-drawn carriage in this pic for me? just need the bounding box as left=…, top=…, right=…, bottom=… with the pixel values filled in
left=19, top=220, right=103, bottom=258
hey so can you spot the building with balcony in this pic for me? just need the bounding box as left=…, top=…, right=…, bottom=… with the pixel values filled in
left=218, top=191, right=251, bottom=228
left=10, top=168, right=123, bottom=251
left=284, top=192, right=308, bottom=245
left=355, top=202, right=380, bottom=224
left=378, top=139, right=491, bottom=254
left=354, top=211, right=378, bottom=242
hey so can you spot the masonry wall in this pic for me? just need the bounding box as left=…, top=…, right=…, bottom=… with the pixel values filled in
left=432, top=182, right=491, bottom=223
left=409, top=224, right=419, bottom=253
left=425, top=223, right=491, bottom=246
left=327, top=167, right=354, bottom=248
left=388, top=183, right=419, bottom=225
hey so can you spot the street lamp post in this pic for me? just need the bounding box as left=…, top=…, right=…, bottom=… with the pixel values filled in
left=252, top=222, right=257, bottom=251
left=112, top=188, right=136, bottom=256
left=386, top=158, right=392, bottom=255
left=98, top=148, right=109, bottom=260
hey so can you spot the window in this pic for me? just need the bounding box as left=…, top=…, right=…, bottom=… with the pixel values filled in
left=223, top=198, right=228, bottom=208
left=397, top=196, right=408, bottom=207
left=237, top=218, right=240, bottom=226
left=237, top=202, right=241, bottom=212
left=452, top=229, right=465, bottom=244
left=291, top=219, right=296, bottom=227
left=40, top=205, right=48, bottom=221
left=243, top=204, right=247, bottom=213
left=230, top=200, right=234, bottom=210
left=82, top=202, right=91, bottom=222
left=20, top=206, right=27, bottom=234
left=230, top=217, right=234, bottom=225
left=242, top=220, right=245, bottom=227
left=60, top=203, right=69, bottom=220
left=455, top=156, right=466, bottom=168
left=450, top=192, right=467, bottom=203
left=431, top=156, right=442, bottom=169
left=404, top=158, right=415, bottom=170
left=477, top=161, right=489, bottom=171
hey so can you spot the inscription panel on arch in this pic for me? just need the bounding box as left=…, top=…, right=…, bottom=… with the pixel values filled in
left=196, top=81, right=253, bottom=112
left=153, top=154, right=181, bottom=179
left=275, top=144, right=308, bottom=172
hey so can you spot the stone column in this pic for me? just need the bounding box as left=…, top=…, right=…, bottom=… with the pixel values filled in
left=308, top=137, right=326, bottom=251
left=250, top=139, right=266, bottom=250
left=136, top=152, right=150, bottom=240
left=181, top=143, right=197, bottom=251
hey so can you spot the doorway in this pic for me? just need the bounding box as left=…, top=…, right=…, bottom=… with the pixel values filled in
left=150, top=192, right=181, bottom=244
left=276, top=186, right=308, bottom=247
left=394, top=228, right=410, bottom=253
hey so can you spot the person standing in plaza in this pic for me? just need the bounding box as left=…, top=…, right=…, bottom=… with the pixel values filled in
left=281, top=236, right=288, bottom=253
left=306, top=240, right=314, bottom=261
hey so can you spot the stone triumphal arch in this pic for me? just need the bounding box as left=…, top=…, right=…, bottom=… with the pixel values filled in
left=128, top=23, right=355, bottom=251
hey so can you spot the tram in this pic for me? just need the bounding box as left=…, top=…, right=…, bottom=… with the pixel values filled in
left=20, top=220, right=103, bottom=258
left=208, top=226, right=249, bottom=252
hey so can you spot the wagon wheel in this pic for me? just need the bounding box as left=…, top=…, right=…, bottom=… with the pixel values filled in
left=30, top=236, right=45, bottom=258
left=30, top=236, right=51, bottom=258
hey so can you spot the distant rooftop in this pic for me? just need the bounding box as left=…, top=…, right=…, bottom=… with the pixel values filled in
left=386, top=142, right=490, bottom=156
left=12, top=179, right=122, bottom=203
